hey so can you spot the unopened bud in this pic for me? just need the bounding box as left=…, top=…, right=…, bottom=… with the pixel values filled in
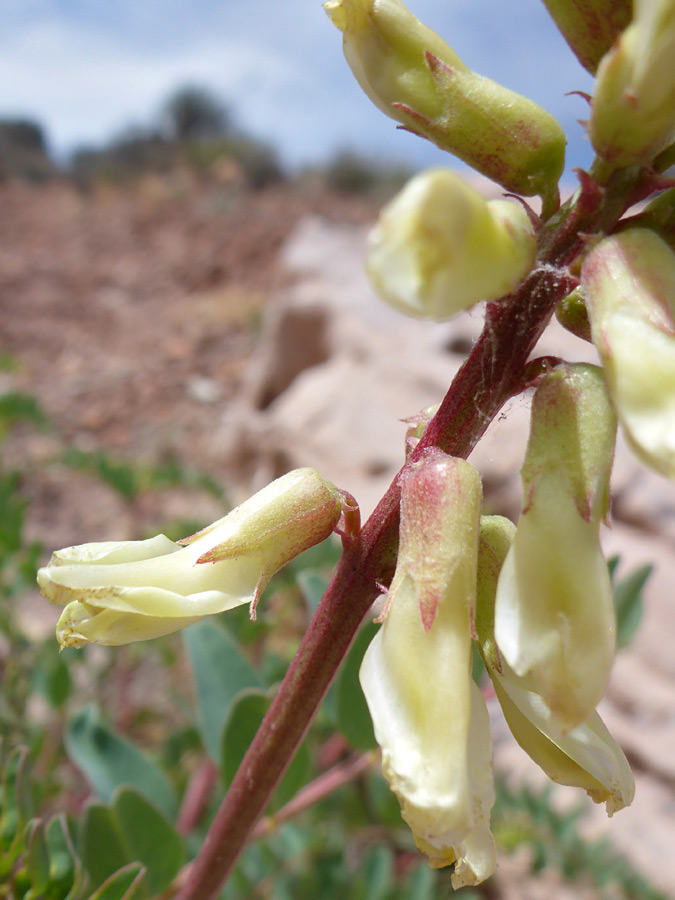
left=539, top=0, right=631, bottom=73
left=555, top=287, right=593, bottom=343
left=325, top=0, right=566, bottom=198
left=367, top=169, right=536, bottom=320
left=581, top=228, right=675, bottom=478
left=590, top=0, right=675, bottom=165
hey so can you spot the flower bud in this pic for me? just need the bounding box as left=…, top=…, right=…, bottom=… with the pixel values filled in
left=581, top=228, right=675, bottom=478
left=367, top=169, right=536, bottom=320
left=476, top=516, right=633, bottom=815
left=555, top=287, right=593, bottom=343
left=494, top=365, right=617, bottom=733
left=539, top=0, right=632, bottom=73
left=590, top=0, right=675, bottom=165
left=324, top=0, right=566, bottom=198
left=403, top=403, right=440, bottom=458
left=38, top=468, right=342, bottom=648
left=360, top=450, right=495, bottom=885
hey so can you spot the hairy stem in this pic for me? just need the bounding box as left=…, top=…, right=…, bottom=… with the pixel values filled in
left=177, top=169, right=642, bottom=900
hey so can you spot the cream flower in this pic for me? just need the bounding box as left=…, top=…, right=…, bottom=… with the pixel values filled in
left=582, top=228, right=675, bottom=479
left=590, top=0, right=675, bottom=165
left=494, top=366, right=617, bottom=734
left=359, top=450, right=495, bottom=886
left=478, top=515, right=634, bottom=815
left=367, top=169, right=536, bottom=321
left=38, top=468, right=343, bottom=648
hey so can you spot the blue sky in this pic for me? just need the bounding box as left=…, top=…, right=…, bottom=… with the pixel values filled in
left=0, top=0, right=595, bottom=181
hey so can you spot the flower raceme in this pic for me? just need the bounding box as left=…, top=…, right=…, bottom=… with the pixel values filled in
left=38, top=468, right=343, bottom=649
left=359, top=450, right=496, bottom=886
left=581, top=228, right=675, bottom=479
left=367, top=169, right=536, bottom=321
left=323, top=0, right=565, bottom=199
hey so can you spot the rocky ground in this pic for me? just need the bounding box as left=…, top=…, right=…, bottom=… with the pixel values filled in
left=3, top=176, right=675, bottom=896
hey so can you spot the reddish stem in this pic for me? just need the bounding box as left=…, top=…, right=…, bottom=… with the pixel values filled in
left=176, top=759, right=218, bottom=837
left=252, top=751, right=375, bottom=840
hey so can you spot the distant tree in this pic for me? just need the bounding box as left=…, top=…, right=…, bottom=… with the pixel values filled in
left=0, top=118, right=54, bottom=181
left=70, top=127, right=176, bottom=185
left=162, top=86, right=232, bottom=143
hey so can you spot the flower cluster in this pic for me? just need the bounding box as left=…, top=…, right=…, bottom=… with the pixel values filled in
left=359, top=367, right=634, bottom=886
left=328, top=0, right=675, bottom=477
left=35, top=1, right=674, bottom=891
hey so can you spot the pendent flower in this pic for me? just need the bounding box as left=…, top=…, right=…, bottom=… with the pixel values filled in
left=359, top=449, right=496, bottom=886
left=38, top=468, right=343, bottom=648
left=494, top=365, right=617, bottom=734
left=581, top=228, right=675, bottom=479
left=367, top=169, right=536, bottom=321
left=477, top=516, right=634, bottom=816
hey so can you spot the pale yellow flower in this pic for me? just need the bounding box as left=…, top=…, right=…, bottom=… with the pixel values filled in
left=582, top=228, right=675, bottom=479
left=360, top=451, right=495, bottom=885
left=38, top=468, right=342, bottom=648
left=478, top=516, right=634, bottom=816
left=494, top=366, right=617, bottom=733
left=367, top=169, right=536, bottom=320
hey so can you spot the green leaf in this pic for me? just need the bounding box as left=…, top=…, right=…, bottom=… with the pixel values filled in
left=221, top=689, right=311, bottom=810
left=45, top=815, right=81, bottom=900
left=113, top=788, right=184, bottom=897
left=0, top=747, right=31, bottom=860
left=23, top=820, right=50, bottom=899
left=366, top=772, right=404, bottom=829
left=407, top=862, right=437, bottom=900
left=87, top=863, right=145, bottom=900
left=79, top=803, right=130, bottom=892
left=296, top=570, right=328, bottom=616
left=65, top=706, right=176, bottom=817
left=355, top=844, right=394, bottom=900
left=334, top=623, right=377, bottom=751
left=613, top=563, right=652, bottom=650
left=62, top=449, right=139, bottom=501
left=0, top=391, right=50, bottom=434
left=34, top=646, right=73, bottom=709
left=80, top=791, right=183, bottom=899
left=183, top=620, right=261, bottom=762
left=607, top=555, right=620, bottom=581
